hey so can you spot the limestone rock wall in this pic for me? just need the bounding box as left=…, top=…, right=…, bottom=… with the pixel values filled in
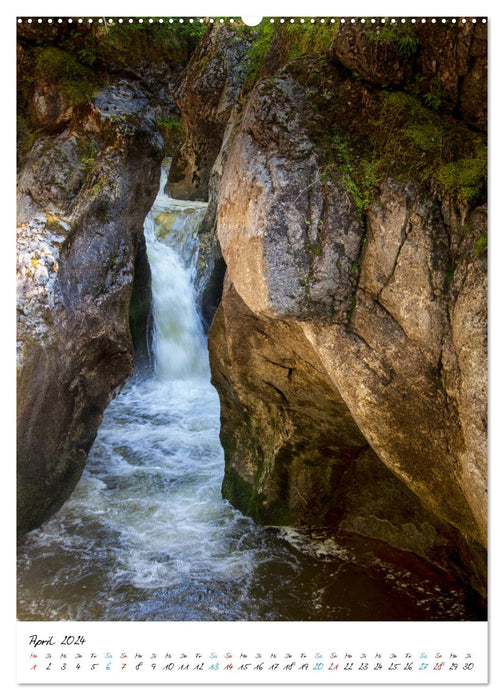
left=17, top=79, right=164, bottom=536
left=173, top=22, right=488, bottom=593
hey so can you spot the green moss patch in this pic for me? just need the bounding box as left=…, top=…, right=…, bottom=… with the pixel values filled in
left=155, top=116, right=184, bottom=156
left=474, top=232, right=488, bottom=259
left=284, top=21, right=338, bottom=59
left=319, top=88, right=486, bottom=212
left=371, top=91, right=487, bottom=206
left=366, top=21, right=421, bottom=57
left=240, top=19, right=338, bottom=92
left=35, top=46, right=100, bottom=106
left=432, top=149, right=488, bottom=205
left=95, top=20, right=206, bottom=67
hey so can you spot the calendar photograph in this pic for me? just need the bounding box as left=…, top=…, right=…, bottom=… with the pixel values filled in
left=15, top=6, right=489, bottom=684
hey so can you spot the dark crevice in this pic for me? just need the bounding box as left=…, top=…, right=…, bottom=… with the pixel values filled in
left=263, top=381, right=289, bottom=404
left=129, top=233, right=153, bottom=373
left=257, top=354, right=294, bottom=372
left=199, top=254, right=227, bottom=331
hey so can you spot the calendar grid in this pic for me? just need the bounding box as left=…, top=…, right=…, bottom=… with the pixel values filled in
left=17, top=621, right=488, bottom=684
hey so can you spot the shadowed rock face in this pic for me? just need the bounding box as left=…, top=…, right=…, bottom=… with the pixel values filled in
left=17, top=79, right=164, bottom=537
left=209, top=277, right=369, bottom=526
left=332, top=21, right=487, bottom=129
left=167, top=25, right=252, bottom=201
left=416, top=21, right=487, bottom=130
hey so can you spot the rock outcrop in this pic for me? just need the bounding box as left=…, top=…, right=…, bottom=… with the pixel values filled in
left=17, top=78, right=164, bottom=537
left=332, top=20, right=487, bottom=128
left=166, top=24, right=255, bottom=328
left=210, top=277, right=370, bottom=525
left=167, top=25, right=252, bottom=201
left=16, top=18, right=207, bottom=536
left=181, top=21, right=488, bottom=593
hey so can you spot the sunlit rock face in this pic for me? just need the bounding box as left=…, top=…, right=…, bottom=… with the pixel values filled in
left=171, top=25, right=488, bottom=594
left=17, top=79, right=164, bottom=536
left=216, top=73, right=363, bottom=324
left=214, top=70, right=485, bottom=536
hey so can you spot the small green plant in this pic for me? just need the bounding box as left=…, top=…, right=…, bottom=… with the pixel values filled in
left=367, top=22, right=421, bottom=57
left=305, top=237, right=322, bottom=257
left=77, top=46, right=98, bottom=67
left=423, top=91, right=445, bottom=111
left=78, top=139, right=98, bottom=172
left=300, top=275, right=312, bottom=301
left=285, top=21, right=338, bottom=60
left=330, top=133, right=380, bottom=219
left=241, top=22, right=277, bottom=90
left=474, top=233, right=487, bottom=259
left=347, top=292, right=357, bottom=323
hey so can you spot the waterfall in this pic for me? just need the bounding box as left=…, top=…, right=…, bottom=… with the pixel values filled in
left=143, top=165, right=208, bottom=379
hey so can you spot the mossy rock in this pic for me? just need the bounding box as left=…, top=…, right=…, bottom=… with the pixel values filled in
left=34, top=47, right=100, bottom=108
left=222, top=461, right=294, bottom=526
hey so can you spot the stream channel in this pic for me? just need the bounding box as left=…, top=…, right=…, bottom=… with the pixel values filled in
left=17, top=164, right=486, bottom=622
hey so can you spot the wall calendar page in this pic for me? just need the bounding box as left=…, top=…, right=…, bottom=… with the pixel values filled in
left=11, top=0, right=494, bottom=695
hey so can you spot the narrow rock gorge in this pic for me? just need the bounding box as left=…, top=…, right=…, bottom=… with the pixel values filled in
left=17, top=18, right=487, bottom=604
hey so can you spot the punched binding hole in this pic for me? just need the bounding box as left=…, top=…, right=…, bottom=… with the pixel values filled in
left=241, top=16, right=263, bottom=26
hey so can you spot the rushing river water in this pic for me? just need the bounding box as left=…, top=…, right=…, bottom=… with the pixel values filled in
left=17, top=165, right=486, bottom=622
